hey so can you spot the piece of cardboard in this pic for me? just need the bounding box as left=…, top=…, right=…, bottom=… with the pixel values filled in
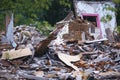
left=1, top=48, right=32, bottom=60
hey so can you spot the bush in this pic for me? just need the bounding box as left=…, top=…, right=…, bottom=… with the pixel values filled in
left=35, top=21, right=54, bottom=36
left=115, top=26, right=120, bottom=34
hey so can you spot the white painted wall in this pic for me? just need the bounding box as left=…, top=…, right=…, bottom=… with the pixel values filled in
left=76, top=1, right=116, bottom=38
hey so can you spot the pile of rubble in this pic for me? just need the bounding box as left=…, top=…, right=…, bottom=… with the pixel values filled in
left=47, top=17, right=120, bottom=79
left=14, top=25, right=46, bottom=49
left=49, top=40, right=120, bottom=80
left=0, top=25, right=46, bottom=59
left=0, top=17, right=120, bottom=80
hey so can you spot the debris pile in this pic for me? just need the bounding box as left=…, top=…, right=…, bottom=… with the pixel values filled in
left=0, top=18, right=120, bottom=80
left=47, top=17, right=120, bottom=79
left=14, top=25, right=46, bottom=49
left=0, top=25, right=46, bottom=59
left=49, top=40, right=120, bottom=79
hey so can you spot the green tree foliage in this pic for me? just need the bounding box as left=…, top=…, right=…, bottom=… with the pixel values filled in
left=0, top=0, right=71, bottom=35
left=35, top=21, right=55, bottom=35
left=101, top=4, right=116, bottom=23
left=113, top=0, right=120, bottom=33
left=0, top=13, right=5, bottom=31
left=113, top=0, right=120, bottom=26
left=113, top=0, right=120, bottom=3
left=0, top=0, right=52, bottom=31
left=44, top=0, right=71, bottom=25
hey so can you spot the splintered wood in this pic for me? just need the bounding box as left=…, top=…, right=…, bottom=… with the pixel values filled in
left=58, top=51, right=82, bottom=71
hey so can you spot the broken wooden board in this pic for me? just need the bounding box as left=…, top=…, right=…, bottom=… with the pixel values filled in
left=1, top=48, right=32, bottom=60
left=57, top=51, right=82, bottom=71
left=84, top=38, right=108, bottom=43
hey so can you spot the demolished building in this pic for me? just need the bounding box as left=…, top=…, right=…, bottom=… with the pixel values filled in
left=75, top=1, right=116, bottom=40
left=49, top=1, right=117, bottom=44
left=0, top=1, right=120, bottom=80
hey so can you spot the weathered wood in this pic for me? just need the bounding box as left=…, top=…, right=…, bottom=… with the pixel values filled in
left=99, top=71, right=120, bottom=79
left=18, top=73, right=49, bottom=80
left=1, top=48, right=32, bottom=60
left=84, top=38, right=108, bottom=43
left=57, top=51, right=82, bottom=71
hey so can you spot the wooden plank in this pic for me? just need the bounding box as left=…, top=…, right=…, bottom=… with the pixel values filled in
left=1, top=48, right=32, bottom=60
